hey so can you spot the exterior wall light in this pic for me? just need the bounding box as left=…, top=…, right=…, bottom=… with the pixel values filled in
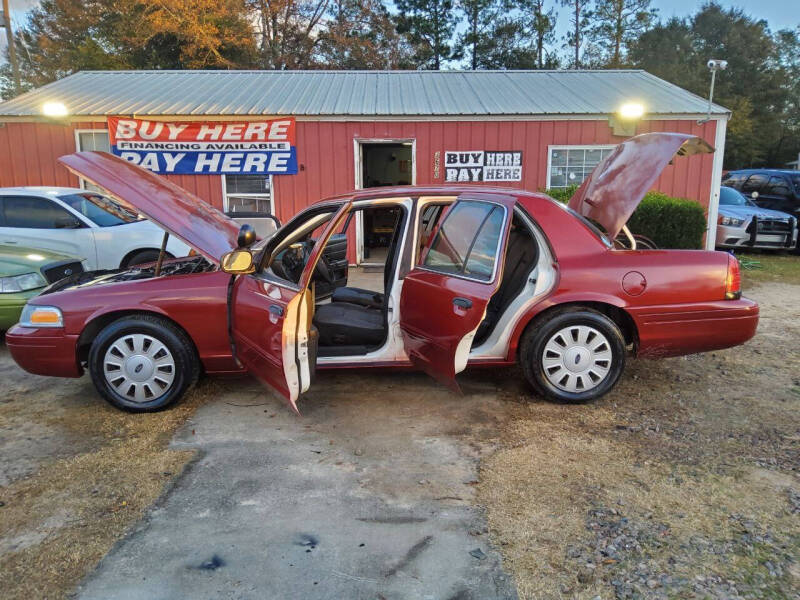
left=610, top=102, right=645, bottom=137
left=42, top=102, right=69, bottom=118
left=618, top=102, right=645, bottom=120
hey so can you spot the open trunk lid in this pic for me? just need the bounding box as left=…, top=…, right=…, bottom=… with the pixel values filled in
left=58, top=151, right=240, bottom=264
left=567, top=133, right=715, bottom=240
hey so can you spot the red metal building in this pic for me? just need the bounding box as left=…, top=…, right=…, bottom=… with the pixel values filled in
left=0, top=70, right=730, bottom=259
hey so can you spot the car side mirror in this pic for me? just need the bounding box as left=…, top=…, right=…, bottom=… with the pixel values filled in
left=220, top=249, right=254, bottom=274
left=751, top=191, right=759, bottom=199
left=237, top=224, right=257, bottom=248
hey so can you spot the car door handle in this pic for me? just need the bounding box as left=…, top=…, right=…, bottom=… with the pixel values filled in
left=453, top=297, right=473, bottom=309
left=269, top=305, right=284, bottom=317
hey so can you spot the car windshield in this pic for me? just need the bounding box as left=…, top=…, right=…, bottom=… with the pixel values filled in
left=58, top=192, right=142, bottom=227
left=719, top=186, right=756, bottom=207
left=792, top=175, right=800, bottom=193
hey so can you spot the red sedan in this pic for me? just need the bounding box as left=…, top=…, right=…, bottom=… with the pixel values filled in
left=6, top=133, right=758, bottom=413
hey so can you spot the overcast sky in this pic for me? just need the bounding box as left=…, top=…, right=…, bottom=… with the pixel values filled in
left=1, top=1, right=798, bottom=67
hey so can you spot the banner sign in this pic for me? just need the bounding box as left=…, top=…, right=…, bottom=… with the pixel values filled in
left=107, top=117, right=298, bottom=175
left=444, top=150, right=523, bottom=182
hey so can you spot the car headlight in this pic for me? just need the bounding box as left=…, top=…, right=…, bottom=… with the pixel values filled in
left=19, top=304, right=64, bottom=328
left=718, top=215, right=745, bottom=227
left=0, top=272, right=47, bottom=293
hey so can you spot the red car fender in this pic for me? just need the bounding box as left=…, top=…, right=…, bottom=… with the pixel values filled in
left=504, top=290, right=634, bottom=362
left=83, top=302, right=173, bottom=328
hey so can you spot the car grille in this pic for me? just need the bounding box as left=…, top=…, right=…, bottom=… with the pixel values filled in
left=42, top=261, right=85, bottom=284
left=746, top=218, right=793, bottom=234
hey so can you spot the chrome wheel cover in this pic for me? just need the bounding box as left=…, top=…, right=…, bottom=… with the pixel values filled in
left=542, top=325, right=612, bottom=393
left=103, top=334, right=176, bottom=403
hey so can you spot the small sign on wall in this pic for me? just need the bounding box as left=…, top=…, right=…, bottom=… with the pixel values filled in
left=444, top=151, right=522, bottom=182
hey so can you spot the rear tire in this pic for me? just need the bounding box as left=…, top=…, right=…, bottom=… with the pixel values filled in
left=519, top=308, right=626, bottom=403
left=88, top=315, right=199, bottom=412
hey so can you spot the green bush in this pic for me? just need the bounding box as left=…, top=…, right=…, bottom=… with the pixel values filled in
left=627, top=192, right=707, bottom=249
left=543, top=188, right=707, bottom=249
left=542, top=185, right=579, bottom=204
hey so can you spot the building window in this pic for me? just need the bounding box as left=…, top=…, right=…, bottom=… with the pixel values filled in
left=547, top=145, right=615, bottom=189
left=75, top=130, right=111, bottom=191
left=223, top=174, right=273, bottom=214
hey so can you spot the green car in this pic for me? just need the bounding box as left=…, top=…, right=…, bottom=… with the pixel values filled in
left=0, top=245, right=86, bottom=330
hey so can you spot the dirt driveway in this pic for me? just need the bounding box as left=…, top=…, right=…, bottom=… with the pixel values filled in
left=1, top=278, right=798, bottom=599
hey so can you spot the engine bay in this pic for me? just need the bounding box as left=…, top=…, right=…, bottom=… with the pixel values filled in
left=40, top=256, right=215, bottom=295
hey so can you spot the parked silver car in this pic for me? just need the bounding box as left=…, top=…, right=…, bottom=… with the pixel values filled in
left=716, top=186, right=797, bottom=250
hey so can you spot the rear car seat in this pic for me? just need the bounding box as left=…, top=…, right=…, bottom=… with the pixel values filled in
left=474, top=223, right=538, bottom=344
left=330, top=287, right=383, bottom=308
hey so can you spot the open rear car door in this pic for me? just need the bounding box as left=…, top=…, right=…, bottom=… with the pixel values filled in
left=399, top=194, right=515, bottom=391
left=231, top=202, right=352, bottom=413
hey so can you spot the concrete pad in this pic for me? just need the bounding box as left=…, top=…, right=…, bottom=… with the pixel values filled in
left=77, top=370, right=520, bottom=600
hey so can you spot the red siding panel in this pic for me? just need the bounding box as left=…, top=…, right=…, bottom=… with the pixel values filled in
left=0, top=118, right=717, bottom=223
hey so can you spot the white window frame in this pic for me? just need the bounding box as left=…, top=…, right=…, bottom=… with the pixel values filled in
left=74, top=129, right=110, bottom=189
left=546, top=144, right=615, bottom=189
left=221, top=174, right=275, bottom=214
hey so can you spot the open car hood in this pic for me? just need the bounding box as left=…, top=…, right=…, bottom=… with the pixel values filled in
left=567, top=133, right=715, bottom=240
left=58, top=152, right=240, bottom=264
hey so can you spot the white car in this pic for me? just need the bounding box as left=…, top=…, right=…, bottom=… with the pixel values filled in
left=0, top=187, right=190, bottom=270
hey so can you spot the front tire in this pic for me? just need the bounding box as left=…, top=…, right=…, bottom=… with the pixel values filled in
left=124, top=249, right=168, bottom=268
left=519, top=308, right=626, bottom=403
left=88, top=315, right=199, bottom=412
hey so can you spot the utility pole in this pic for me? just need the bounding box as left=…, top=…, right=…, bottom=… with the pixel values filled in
left=1, top=0, right=21, bottom=95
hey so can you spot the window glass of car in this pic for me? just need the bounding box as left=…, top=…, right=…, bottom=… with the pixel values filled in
left=722, top=172, right=747, bottom=188
left=1, top=195, right=83, bottom=229
left=764, top=176, right=791, bottom=197
left=423, top=200, right=504, bottom=281
left=741, top=174, right=768, bottom=193
left=792, top=175, right=800, bottom=194
left=719, top=186, right=756, bottom=207
left=58, top=192, right=140, bottom=227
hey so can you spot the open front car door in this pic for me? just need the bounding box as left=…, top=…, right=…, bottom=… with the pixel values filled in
left=231, top=202, right=352, bottom=413
left=399, top=194, right=515, bottom=391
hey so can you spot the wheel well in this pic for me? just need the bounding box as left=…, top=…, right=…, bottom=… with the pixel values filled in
left=519, top=302, right=639, bottom=355
left=119, top=248, right=173, bottom=269
left=76, top=310, right=199, bottom=367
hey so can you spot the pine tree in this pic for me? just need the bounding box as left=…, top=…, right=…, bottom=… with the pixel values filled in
left=590, top=0, right=656, bottom=67
left=457, top=0, right=502, bottom=70
left=526, top=0, right=557, bottom=68
left=560, top=0, right=592, bottom=68
left=395, top=0, right=460, bottom=69
left=319, top=0, right=413, bottom=68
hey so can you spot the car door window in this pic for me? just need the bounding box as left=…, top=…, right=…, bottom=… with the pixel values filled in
left=422, top=200, right=505, bottom=282
left=2, top=196, right=81, bottom=229
left=741, top=174, right=767, bottom=194
left=721, top=172, right=746, bottom=189
left=416, top=203, right=451, bottom=264
left=764, top=176, right=791, bottom=197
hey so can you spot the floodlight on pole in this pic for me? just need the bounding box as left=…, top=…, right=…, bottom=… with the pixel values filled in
left=699, top=59, right=727, bottom=124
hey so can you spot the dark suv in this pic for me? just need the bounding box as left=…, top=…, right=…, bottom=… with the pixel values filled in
left=722, top=169, right=800, bottom=216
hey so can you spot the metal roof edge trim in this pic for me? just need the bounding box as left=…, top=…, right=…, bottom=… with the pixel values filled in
left=0, top=113, right=731, bottom=123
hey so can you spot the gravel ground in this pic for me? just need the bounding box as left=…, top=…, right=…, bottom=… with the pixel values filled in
left=478, top=280, right=800, bottom=599
left=0, top=277, right=797, bottom=599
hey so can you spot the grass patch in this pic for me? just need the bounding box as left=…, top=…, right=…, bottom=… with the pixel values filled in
left=477, top=281, right=800, bottom=599
left=735, top=251, right=800, bottom=287
left=0, top=375, right=216, bottom=599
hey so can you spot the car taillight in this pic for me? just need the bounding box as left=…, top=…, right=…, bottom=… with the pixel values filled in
left=725, top=254, right=741, bottom=300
